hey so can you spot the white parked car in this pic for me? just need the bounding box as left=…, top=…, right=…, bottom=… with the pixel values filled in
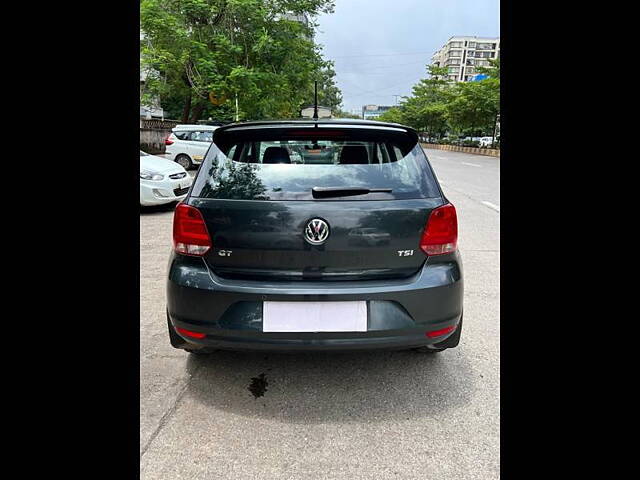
left=479, top=136, right=496, bottom=147
left=164, top=124, right=218, bottom=170
left=140, top=151, right=193, bottom=206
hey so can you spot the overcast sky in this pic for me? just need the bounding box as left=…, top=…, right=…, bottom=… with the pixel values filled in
left=315, top=0, right=499, bottom=114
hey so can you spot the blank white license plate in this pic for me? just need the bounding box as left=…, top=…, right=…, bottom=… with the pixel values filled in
left=263, top=301, right=367, bottom=332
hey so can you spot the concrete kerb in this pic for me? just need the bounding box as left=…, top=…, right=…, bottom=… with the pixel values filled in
left=421, top=143, right=500, bottom=157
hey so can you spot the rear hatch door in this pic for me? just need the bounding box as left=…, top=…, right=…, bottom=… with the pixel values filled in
left=188, top=122, right=444, bottom=281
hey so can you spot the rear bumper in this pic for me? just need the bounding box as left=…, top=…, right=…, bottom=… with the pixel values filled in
left=166, top=252, right=463, bottom=351
left=169, top=329, right=461, bottom=352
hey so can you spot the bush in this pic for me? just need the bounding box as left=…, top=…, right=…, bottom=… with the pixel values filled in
left=462, top=140, right=480, bottom=147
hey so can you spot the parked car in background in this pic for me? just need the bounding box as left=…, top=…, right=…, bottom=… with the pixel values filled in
left=478, top=137, right=496, bottom=147
left=140, top=150, right=193, bottom=206
left=165, top=124, right=219, bottom=170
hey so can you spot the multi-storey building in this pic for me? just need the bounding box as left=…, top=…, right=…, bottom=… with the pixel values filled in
left=361, top=105, right=393, bottom=120
left=282, top=13, right=309, bottom=27
left=431, top=36, right=500, bottom=83
left=281, top=13, right=312, bottom=40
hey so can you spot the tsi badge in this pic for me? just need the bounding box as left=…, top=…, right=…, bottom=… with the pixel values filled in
left=398, top=250, right=414, bottom=257
left=304, top=218, right=330, bottom=245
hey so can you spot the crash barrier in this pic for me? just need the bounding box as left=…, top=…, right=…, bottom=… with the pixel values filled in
left=421, top=143, right=500, bottom=157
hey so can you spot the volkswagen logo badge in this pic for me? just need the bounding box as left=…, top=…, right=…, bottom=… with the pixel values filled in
left=304, top=218, right=330, bottom=245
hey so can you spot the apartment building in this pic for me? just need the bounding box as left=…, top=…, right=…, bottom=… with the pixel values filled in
left=431, top=36, right=500, bottom=83
left=362, top=105, right=393, bottom=120
left=280, top=13, right=312, bottom=40
left=282, top=13, right=309, bottom=27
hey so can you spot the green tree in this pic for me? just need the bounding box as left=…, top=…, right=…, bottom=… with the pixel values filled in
left=390, top=65, right=451, bottom=138
left=375, top=107, right=404, bottom=124
left=446, top=78, right=499, bottom=137
left=333, top=109, right=361, bottom=119
left=140, top=0, right=338, bottom=122
left=313, top=62, right=342, bottom=111
left=371, top=62, right=500, bottom=143
left=475, top=57, right=500, bottom=79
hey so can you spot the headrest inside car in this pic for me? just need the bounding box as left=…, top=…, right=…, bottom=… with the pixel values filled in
left=339, top=146, right=369, bottom=165
left=263, top=147, right=291, bottom=164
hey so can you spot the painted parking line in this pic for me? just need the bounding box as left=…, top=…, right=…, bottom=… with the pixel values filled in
left=461, top=162, right=482, bottom=167
left=482, top=201, right=500, bottom=212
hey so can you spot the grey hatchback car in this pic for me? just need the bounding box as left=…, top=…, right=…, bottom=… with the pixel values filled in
left=166, top=119, right=463, bottom=354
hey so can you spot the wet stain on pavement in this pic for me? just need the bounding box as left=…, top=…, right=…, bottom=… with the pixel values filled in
left=248, top=373, right=268, bottom=399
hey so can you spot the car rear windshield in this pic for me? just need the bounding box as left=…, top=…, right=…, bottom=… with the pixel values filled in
left=190, top=127, right=440, bottom=201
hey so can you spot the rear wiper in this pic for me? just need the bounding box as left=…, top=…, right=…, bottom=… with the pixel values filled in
left=312, top=186, right=392, bottom=198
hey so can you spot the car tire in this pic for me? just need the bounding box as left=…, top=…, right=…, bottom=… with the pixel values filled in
left=175, top=154, right=193, bottom=170
left=414, top=314, right=463, bottom=353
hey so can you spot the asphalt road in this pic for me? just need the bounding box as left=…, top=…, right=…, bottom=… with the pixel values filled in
left=140, top=148, right=500, bottom=479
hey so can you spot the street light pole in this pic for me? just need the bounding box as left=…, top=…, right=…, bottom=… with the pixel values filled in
left=313, top=81, right=318, bottom=120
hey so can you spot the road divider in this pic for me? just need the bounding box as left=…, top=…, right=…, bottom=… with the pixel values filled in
left=422, top=143, right=500, bottom=157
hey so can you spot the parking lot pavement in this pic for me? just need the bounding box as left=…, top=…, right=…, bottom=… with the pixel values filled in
left=140, top=149, right=499, bottom=479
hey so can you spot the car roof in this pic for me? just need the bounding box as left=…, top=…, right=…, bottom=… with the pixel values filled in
left=215, top=118, right=416, bottom=134
left=173, top=124, right=218, bottom=131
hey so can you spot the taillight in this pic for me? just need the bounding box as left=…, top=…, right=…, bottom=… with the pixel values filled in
left=419, top=203, right=458, bottom=255
left=426, top=325, right=457, bottom=338
left=176, top=327, right=206, bottom=339
left=165, top=134, right=174, bottom=145
left=173, top=204, right=212, bottom=256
